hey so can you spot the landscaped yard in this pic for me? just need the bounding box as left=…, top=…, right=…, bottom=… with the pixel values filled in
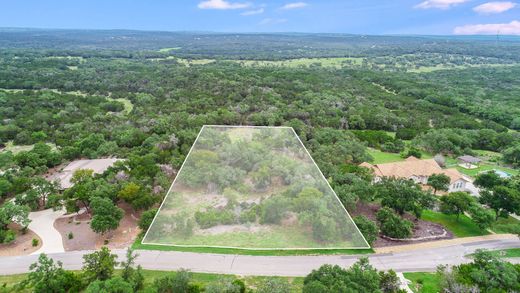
left=454, top=163, right=519, bottom=178
left=403, top=272, right=441, bottom=293
left=420, top=210, right=489, bottom=238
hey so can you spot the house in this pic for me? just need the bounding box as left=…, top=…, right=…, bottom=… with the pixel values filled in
left=457, top=155, right=482, bottom=169
left=48, top=158, right=122, bottom=189
left=360, top=156, right=472, bottom=193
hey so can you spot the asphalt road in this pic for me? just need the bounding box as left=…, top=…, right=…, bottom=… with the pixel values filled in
left=1, top=238, right=519, bottom=277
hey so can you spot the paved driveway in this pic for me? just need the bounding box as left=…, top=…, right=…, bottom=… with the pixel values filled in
left=28, top=208, right=66, bottom=255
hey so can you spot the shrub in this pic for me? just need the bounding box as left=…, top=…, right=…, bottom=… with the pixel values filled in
left=32, top=238, right=39, bottom=247
left=353, top=215, right=378, bottom=245
left=311, top=216, right=338, bottom=242
left=138, top=209, right=158, bottom=231
left=376, top=208, right=413, bottom=239
left=260, top=195, right=289, bottom=224
left=68, top=232, right=74, bottom=240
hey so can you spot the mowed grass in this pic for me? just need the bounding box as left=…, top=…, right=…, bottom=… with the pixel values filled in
left=487, top=248, right=520, bottom=258
left=420, top=210, right=489, bottom=238
left=367, top=148, right=404, bottom=164
left=133, top=236, right=374, bottom=256
left=455, top=163, right=518, bottom=178
left=403, top=272, right=441, bottom=293
left=0, top=270, right=304, bottom=293
left=490, top=216, right=520, bottom=234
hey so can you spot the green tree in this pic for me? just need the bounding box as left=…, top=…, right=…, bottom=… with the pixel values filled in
left=153, top=269, right=200, bottom=293
left=375, top=178, right=435, bottom=218
left=474, top=171, right=504, bottom=189
left=376, top=207, right=413, bottom=239
left=85, top=276, right=133, bottom=293
left=0, top=202, right=30, bottom=242
left=90, top=197, right=124, bottom=234
left=439, top=192, right=475, bottom=221
left=427, top=173, right=450, bottom=194
left=353, top=215, right=378, bottom=246
left=467, top=205, right=495, bottom=230
left=138, top=208, right=158, bottom=231
left=502, top=143, right=520, bottom=166
left=82, top=246, right=119, bottom=282
left=256, top=278, right=291, bottom=293
left=23, top=253, right=80, bottom=293
left=479, top=186, right=520, bottom=220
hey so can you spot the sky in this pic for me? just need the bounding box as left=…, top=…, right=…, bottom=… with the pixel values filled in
left=1, top=0, right=519, bottom=35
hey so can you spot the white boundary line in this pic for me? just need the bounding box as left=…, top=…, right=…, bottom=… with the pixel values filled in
left=142, top=125, right=371, bottom=250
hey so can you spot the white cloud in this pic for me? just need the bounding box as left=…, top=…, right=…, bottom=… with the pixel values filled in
left=198, top=0, right=251, bottom=10
left=259, top=18, right=288, bottom=25
left=414, top=0, right=469, bottom=9
left=280, top=2, right=308, bottom=10
left=241, top=8, right=265, bottom=15
left=473, top=1, right=517, bottom=14
left=454, top=20, right=520, bottom=35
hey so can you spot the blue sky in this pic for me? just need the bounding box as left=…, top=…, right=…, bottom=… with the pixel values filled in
left=1, top=0, right=519, bottom=35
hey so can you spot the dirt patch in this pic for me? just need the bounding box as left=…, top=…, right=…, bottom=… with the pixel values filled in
left=351, top=202, right=453, bottom=247
left=0, top=224, right=41, bottom=257
left=54, top=202, right=141, bottom=251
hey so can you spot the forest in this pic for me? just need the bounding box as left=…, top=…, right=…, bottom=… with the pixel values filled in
left=0, top=29, right=520, bottom=291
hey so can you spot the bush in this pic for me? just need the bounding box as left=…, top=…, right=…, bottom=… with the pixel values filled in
left=353, top=215, right=378, bottom=245
left=138, top=209, right=158, bottom=231
left=32, top=238, right=39, bottom=247
left=194, top=209, right=236, bottom=229
left=238, top=205, right=258, bottom=223
left=376, top=208, right=413, bottom=239
left=259, top=195, right=289, bottom=224
left=0, top=229, right=16, bottom=244
left=311, top=216, right=338, bottom=242
left=68, top=232, right=74, bottom=240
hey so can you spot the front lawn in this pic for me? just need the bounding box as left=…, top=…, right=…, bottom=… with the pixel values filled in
left=420, top=210, right=489, bottom=238
left=132, top=236, right=374, bottom=256
left=0, top=270, right=304, bottom=293
left=403, top=272, right=441, bottom=293
left=490, top=216, right=520, bottom=234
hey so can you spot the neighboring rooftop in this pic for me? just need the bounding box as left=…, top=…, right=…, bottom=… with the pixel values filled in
left=49, top=158, right=122, bottom=189
left=457, top=155, right=482, bottom=164
left=360, top=156, right=468, bottom=184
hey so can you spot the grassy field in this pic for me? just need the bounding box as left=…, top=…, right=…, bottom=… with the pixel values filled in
left=367, top=148, right=404, bottom=164
left=234, top=57, right=363, bottom=69
left=133, top=236, right=374, bottom=256
left=485, top=248, right=520, bottom=258
left=1, top=141, right=57, bottom=154
left=107, top=97, right=134, bottom=114
left=158, top=47, right=182, bottom=52
left=420, top=210, right=489, bottom=238
left=0, top=270, right=304, bottom=292
left=367, top=147, right=432, bottom=164
left=490, top=216, right=520, bottom=234
left=403, top=272, right=441, bottom=293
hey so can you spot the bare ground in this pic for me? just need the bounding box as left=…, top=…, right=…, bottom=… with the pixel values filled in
left=0, top=224, right=42, bottom=257
left=351, top=202, right=453, bottom=247
left=54, top=202, right=141, bottom=251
